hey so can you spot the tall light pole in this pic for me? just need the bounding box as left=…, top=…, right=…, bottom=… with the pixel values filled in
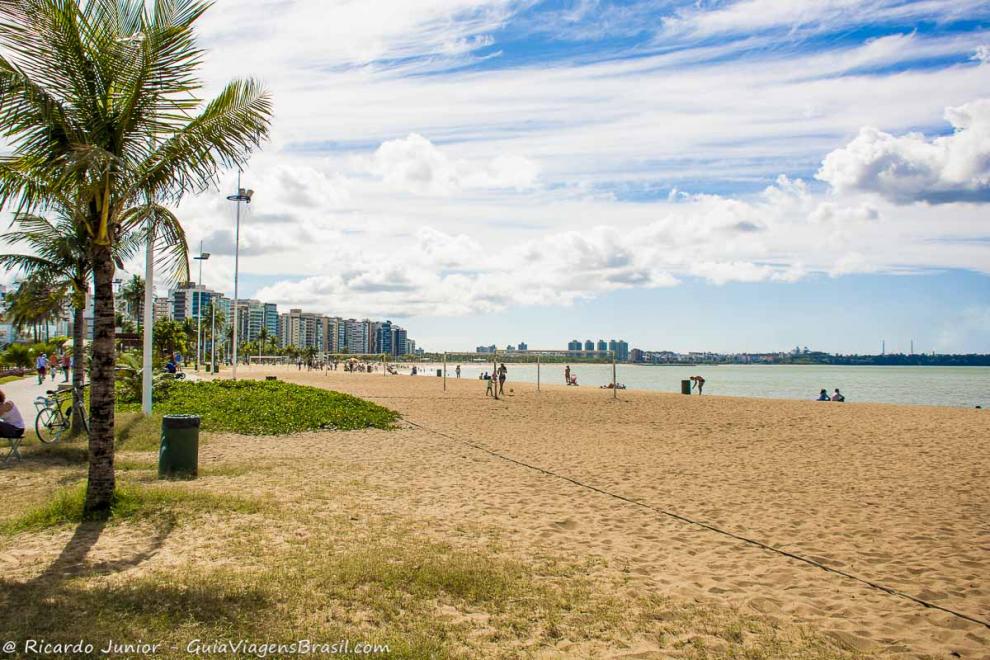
left=117, top=33, right=156, bottom=417
left=226, top=173, right=253, bottom=380
left=193, top=244, right=211, bottom=371
left=141, top=223, right=154, bottom=416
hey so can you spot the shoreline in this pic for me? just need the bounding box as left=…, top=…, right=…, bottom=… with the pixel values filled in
left=368, top=361, right=990, bottom=409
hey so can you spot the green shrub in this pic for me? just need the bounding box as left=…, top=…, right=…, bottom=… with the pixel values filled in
left=120, top=380, right=398, bottom=435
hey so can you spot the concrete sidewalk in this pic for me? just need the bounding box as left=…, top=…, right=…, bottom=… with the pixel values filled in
left=1, top=372, right=77, bottom=431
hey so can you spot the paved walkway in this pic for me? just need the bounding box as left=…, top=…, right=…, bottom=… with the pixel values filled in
left=1, top=373, right=73, bottom=429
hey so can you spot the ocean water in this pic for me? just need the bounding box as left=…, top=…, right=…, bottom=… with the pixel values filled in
left=418, top=363, right=990, bottom=408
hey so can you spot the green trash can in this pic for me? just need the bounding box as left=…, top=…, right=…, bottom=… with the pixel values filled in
left=681, top=379, right=691, bottom=395
left=159, top=415, right=200, bottom=479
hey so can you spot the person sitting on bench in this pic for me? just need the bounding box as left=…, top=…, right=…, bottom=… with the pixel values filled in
left=0, top=388, right=26, bottom=463
left=0, top=389, right=25, bottom=439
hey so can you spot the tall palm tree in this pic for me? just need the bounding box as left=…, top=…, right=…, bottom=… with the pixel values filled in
left=0, top=0, right=271, bottom=516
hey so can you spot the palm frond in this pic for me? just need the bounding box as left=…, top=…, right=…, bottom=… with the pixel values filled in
left=137, top=78, right=272, bottom=200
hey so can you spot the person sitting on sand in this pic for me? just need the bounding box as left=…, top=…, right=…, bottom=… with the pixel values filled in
left=569, top=374, right=579, bottom=386
left=0, top=389, right=25, bottom=440
left=831, top=388, right=845, bottom=402
left=817, top=389, right=830, bottom=401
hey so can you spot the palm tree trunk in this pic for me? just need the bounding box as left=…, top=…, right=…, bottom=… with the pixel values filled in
left=71, top=304, right=86, bottom=434
left=85, top=243, right=116, bottom=518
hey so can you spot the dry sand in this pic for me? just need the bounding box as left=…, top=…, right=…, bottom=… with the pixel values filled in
left=255, top=365, right=989, bottom=657
left=2, top=364, right=987, bottom=657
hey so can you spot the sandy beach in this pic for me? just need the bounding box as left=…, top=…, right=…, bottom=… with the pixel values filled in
left=259, top=366, right=990, bottom=656
left=2, top=365, right=988, bottom=657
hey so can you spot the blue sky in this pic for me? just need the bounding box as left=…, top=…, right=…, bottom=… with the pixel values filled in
left=25, top=0, right=990, bottom=353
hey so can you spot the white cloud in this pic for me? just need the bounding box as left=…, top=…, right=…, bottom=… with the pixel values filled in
left=368, top=133, right=539, bottom=195
left=817, top=99, right=990, bottom=203
left=937, top=305, right=990, bottom=352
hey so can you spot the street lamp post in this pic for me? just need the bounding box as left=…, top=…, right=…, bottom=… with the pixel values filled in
left=193, top=244, right=211, bottom=371
left=226, top=173, right=253, bottom=380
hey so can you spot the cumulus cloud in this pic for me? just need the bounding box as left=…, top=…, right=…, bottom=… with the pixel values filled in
left=369, top=133, right=539, bottom=195
left=816, top=99, right=990, bottom=204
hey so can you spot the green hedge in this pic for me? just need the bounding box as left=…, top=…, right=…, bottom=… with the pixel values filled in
left=120, top=380, right=398, bottom=435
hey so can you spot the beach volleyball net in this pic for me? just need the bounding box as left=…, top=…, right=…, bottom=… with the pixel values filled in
left=408, top=348, right=621, bottom=398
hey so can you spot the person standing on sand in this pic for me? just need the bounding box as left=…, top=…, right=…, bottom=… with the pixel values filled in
left=691, top=375, right=705, bottom=395
left=456, top=365, right=461, bottom=379
left=498, top=363, right=508, bottom=396
left=564, top=365, right=571, bottom=385
left=485, top=372, right=494, bottom=397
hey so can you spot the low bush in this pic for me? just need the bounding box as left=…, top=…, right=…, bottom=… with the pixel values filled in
left=120, top=379, right=398, bottom=435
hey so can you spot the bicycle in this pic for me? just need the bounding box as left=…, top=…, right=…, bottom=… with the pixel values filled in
left=34, top=383, right=89, bottom=444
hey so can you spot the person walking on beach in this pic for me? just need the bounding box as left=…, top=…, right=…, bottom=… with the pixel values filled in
left=35, top=353, right=48, bottom=385
left=691, top=375, right=705, bottom=395
left=497, top=363, right=508, bottom=396
left=455, top=365, right=461, bottom=379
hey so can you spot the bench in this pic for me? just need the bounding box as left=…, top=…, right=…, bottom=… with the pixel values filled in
left=1, top=430, right=24, bottom=466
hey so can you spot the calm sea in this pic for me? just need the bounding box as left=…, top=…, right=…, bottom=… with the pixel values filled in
left=423, top=363, right=990, bottom=408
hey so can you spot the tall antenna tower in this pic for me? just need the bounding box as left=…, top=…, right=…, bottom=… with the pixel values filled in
left=881, top=339, right=885, bottom=355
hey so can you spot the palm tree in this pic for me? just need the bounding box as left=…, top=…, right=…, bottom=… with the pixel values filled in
left=0, top=0, right=271, bottom=516
left=200, top=298, right=225, bottom=366
left=257, top=326, right=269, bottom=358
left=3, top=275, right=67, bottom=343
left=119, top=275, right=145, bottom=329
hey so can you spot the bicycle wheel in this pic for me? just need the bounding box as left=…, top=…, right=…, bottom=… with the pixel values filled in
left=35, top=406, right=65, bottom=444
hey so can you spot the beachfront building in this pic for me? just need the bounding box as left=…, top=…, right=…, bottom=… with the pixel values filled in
left=170, top=283, right=228, bottom=324
left=608, top=339, right=630, bottom=361
left=518, top=342, right=528, bottom=351
left=597, top=339, right=607, bottom=352
left=568, top=339, right=582, bottom=351
left=278, top=308, right=322, bottom=349
left=584, top=340, right=594, bottom=351
left=344, top=318, right=369, bottom=354
left=153, top=296, right=171, bottom=322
